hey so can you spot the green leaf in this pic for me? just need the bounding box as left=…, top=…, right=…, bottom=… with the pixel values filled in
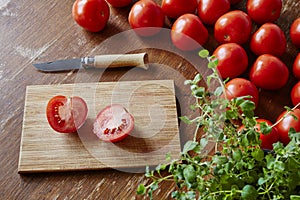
left=198, top=49, right=210, bottom=58
left=136, top=184, right=146, bottom=195
left=179, top=116, right=193, bottom=125
left=259, top=122, right=272, bottom=135
left=182, top=140, right=198, bottom=154
left=183, top=165, right=196, bottom=183
left=251, top=148, right=264, bottom=161
left=241, top=185, right=258, bottom=200
left=290, top=195, right=300, bottom=200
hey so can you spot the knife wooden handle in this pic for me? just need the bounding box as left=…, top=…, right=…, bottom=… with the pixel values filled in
left=93, top=53, right=149, bottom=70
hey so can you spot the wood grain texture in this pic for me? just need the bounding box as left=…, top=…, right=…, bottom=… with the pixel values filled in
left=0, top=0, right=299, bottom=199
left=19, top=80, right=180, bottom=173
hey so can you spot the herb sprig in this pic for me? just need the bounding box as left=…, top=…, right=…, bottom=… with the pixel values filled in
left=137, top=50, right=300, bottom=200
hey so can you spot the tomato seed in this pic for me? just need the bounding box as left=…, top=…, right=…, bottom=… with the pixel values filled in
left=104, top=128, right=110, bottom=134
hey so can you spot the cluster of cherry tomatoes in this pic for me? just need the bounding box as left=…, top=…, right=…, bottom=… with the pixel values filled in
left=71, top=0, right=300, bottom=149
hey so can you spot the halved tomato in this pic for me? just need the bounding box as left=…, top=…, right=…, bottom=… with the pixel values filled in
left=46, top=95, right=88, bottom=133
left=93, top=104, right=134, bottom=142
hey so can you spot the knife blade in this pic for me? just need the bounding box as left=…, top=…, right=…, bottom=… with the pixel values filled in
left=33, top=52, right=148, bottom=72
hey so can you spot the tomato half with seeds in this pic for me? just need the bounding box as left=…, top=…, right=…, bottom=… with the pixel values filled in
left=46, top=95, right=88, bottom=133
left=214, top=10, right=252, bottom=44
left=275, top=108, right=300, bottom=146
left=93, top=104, right=134, bottom=143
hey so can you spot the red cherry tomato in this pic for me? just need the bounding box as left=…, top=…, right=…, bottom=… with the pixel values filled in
left=290, top=17, right=300, bottom=48
left=292, top=53, right=300, bottom=79
left=128, top=0, right=165, bottom=37
left=106, top=0, right=131, bottom=7
left=214, top=10, right=252, bottom=44
left=72, top=0, right=110, bottom=32
left=246, top=0, right=282, bottom=24
left=291, top=81, right=300, bottom=106
left=197, top=0, right=230, bottom=25
left=249, top=54, right=289, bottom=90
left=250, top=23, right=286, bottom=57
left=239, top=119, right=280, bottom=150
left=256, top=119, right=280, bottom=150
left=93, top=104, right=134, bottom=143
left=275, top=108, right=300, bottom=146
left=224, top=78, right=259, bottom=107
left=171, top=14, right=208, bottom=51
left=46, top=96, right=88, bottom=133
left=213, top=43, right=248, bottom=79
left=228, top=0, right=241, bottom=4
left=161, top=0, right=198, bottom=19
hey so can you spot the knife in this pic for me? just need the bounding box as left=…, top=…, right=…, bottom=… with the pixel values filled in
left=33, top=52, right=149, bottom=72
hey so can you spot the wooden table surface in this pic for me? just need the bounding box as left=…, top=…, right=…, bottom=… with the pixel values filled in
left=0, top=0, right=299, bottom=199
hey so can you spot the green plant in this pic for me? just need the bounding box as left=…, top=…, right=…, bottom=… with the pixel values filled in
left=137, top=50, right=300, bottom=199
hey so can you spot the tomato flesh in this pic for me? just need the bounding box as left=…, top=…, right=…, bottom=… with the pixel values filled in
left=93, top=104, right=134, bottom=142
left=46, top=96, right=88, bottom=133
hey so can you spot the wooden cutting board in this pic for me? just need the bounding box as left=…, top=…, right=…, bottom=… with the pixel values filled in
left=18, top=80, right=181, bottom=173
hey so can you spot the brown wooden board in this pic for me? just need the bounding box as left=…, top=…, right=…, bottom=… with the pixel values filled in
left=18, top=80, right=181, bottom=173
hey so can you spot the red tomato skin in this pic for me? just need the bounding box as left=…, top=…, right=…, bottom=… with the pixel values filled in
left=128, top=0, right=165, bottom=37
left=46, top=96, right=88, bottom=133
left=292, top=53, right=300, bottom=79
left=171, top=14, right=208, bottom=51
left=213, top=43, right=248, bottom=79
left=106, top=0, right=131, bottom=7
left=224, top=78, right=259, bottom=107
left=249, top=54, right=289, bottom=90
left=214, top=11, right=252, bottom=44
left=291, top=81, right=300, bottom=106
left=290, top=18, right=300, bottom=48
left=161, top=0, right=198, bottom=19
left=72, top=0, right=110, bottom=32
left=93, top=104, right=134, bottom=143
left=276, top=109, right=300, bottom=146
left=228, top=0, right=241, bottom=4
left=257, top=119, right=280, bottom=150
left=246, top=0, right=282, bottom=25
left=250, top=23, right=286, bottom=57
left=197, top=0, right=230, bottom=25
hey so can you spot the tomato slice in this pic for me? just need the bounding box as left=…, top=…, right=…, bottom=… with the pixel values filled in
left=46, top=95, right=88, bottom=133
left=93, top=104, right=134, bottom=143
